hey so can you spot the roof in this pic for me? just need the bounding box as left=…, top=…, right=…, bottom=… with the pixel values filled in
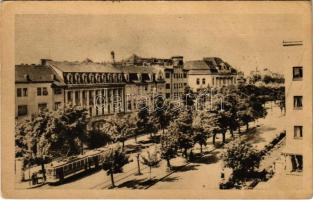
left=116, top=64, right=164, bottom=74
left=48, top=60, right=121, bottom=73
left=15, top=64, right=59, bottom=83
left=185, top=57, right=237, bottom=75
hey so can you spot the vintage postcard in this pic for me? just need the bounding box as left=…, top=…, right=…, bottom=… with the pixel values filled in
left=1, top=1, right=312, bottom=199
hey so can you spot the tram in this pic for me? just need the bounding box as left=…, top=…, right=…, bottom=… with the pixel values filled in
left=45, top=147, right=108, bottom=183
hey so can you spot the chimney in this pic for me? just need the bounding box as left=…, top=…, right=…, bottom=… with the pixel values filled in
left=24, top=74, right=30, bottom=81
left=41, top=59, right=52, bottom=66
left=111, top=51, right=115, bottom=64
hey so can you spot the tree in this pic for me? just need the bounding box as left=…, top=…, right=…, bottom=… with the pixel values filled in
left=136, top=102, right=151, bottom=139
left=140, top=147, right=161, bottom=179
left=160, top=128, right=178, bottom=169
left=86, top=129, right=112, bottom=149
left=222, top=141, right=261, bottom=182
left=152, top=95, right=168, bottom=135
left=169, top=111, right=194, bottom=158
left=15, top=106, right=89, bottom=179
left=181, top=86, right=195, bottom=109
left=102, top=146, right=129, bottom=188
left=192, top=111, right=211, bottom=153
left=103, top=114, right=136, bottom=149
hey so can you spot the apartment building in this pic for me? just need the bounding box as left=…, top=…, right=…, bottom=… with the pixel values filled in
left=121, top=54, right=188, bottom=100
left=15, top=63, right=64, bottom=121
left=185, top=57, right=238, bottom=92
left=282, top=40, right=312, bottom=177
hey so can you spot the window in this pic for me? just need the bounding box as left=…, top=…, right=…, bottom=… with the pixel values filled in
left=38, top=103, right=47, bottom=112
left=54, top=102, right=61, bottom=111
left=54, top=88, right=62, bottom=95
left=196, top=78, right=200, bottom=85
left=166, top=93, right=171, bottom=98
left=127, top=100, right=132, bottom=111
left=17, top=105, right=28, bottom=116
left=37, top=87, right=48, bottom=96
left=294, top=126, right=303, bottom=139
left=294, top=96, right=303, bottom=109
left=290, top=155, right=303, bottom=172
left=23, top=88, right=28, bottom=96
left=165, top=73, right=170, bottom=79
left=42, top=87, right=48, bottom=96
left=17, top=88, right=22, bottom=97
left=37, top=88, right=42, bottom=96
left=166, top=84, right=171, bottom=89
left=145, top=85, right=148, bottom=91
left=202, top=78, right=206, bottom=85
left=183, top=73, right=187, bottom=78
left=293, top=67, right=303, bottom=80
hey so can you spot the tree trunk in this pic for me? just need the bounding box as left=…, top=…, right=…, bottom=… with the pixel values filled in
left=200, top=144, right=203, bottom=154
left=222, top=132, right=226, bottom=144
left=166, top=159, right=171, bottom=169
left=81, top=141, right=84, bottom=155
left=135, top=134, right=138, bottom=143
left=41, top=162, right=46, bottom=182
left=184, top=148, right=188, bottom=158
left=122, top=141, right=125, bottom=150
left=213, top=133, right=216, bottom=145
left=149, top=166, right=152, bottom=180
left=246, top=123, right=249, bottom=131
left=230, top=129, right=234, bottom=137
left=136, top=155, right=141, bottom=175
left=110, top=169, right=115, bottom=188
left=238, top=126, right=241, bottom=134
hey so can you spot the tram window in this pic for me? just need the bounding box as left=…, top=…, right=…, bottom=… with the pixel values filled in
left=69, top=164, right=72, bottom=170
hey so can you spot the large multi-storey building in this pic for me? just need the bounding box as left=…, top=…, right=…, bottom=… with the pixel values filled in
left=15, top=55, right=188, bottom=128
left=115, top=64, right=166, bottom=113
left=121, top=54, right=188, bottom=100
left=15, top=63, right=64, bottom=121
left=282, top=40, right=312, bottom=179
left=185, top=57, right=238, bottom=92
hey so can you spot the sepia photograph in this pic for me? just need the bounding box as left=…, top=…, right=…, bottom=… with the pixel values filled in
left=1, top=1, right=312, bottom=198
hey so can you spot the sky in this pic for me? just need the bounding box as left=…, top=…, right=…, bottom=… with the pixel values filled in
left=15, top=13, right=306, bottom=74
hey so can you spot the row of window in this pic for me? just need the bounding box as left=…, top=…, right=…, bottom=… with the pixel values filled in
left=165, top=72, right=187, bottom=79
left=17, top=87, right=62, bottom=97
left=17, top=102, right=62, bottom=116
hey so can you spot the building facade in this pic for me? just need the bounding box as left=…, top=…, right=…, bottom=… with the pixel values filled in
left=15, top=55, right=188, bottom=127
left=282, top=40, right=312, bottom=178
left=185, top=57, right=238, bottom=92
left=121, top=54, right=188, bottom=100
left=15, top=63, right=64, bottom=121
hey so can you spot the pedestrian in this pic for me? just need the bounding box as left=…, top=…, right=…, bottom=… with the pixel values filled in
left=31, top=173, right=36, bottom=185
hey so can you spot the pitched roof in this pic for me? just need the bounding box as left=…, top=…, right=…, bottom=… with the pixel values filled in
left=48, top=60, right=121, bottom=73
left=15, top=64, right=59, bottom=83
left=185, top=57, right=237, bottom=75
left=116, top=65, right=162, bottom=74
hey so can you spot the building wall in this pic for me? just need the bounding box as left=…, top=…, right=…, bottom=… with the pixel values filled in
left=283, top=41, right=312, bottom=180
left=188, top=74, right=237, bottom=92
left=15, top=82, right=63, bottom=121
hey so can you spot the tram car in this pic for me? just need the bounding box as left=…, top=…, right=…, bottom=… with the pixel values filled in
left=45, top=147, right=108, bottom=183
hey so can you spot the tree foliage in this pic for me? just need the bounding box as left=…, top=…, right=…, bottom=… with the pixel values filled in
left=140, top=147, right=161, bottom=179
left=102, top=146, right=129, bottom=187
left=223, top=141, right=261, bottom=181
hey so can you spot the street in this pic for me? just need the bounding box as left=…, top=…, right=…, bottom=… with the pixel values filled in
left=17, top=104, right=285, bottom=190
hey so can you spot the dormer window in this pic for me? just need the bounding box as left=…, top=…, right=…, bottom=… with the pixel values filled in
left=75, top=73, right=80, bottom=84
left=124, top=73, right=129, bottom=82
left=82, top=73, right=88, bottom=83
left=102, top=74, right=106, bottom=83
left=67, top=73, right=73, bottom=84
